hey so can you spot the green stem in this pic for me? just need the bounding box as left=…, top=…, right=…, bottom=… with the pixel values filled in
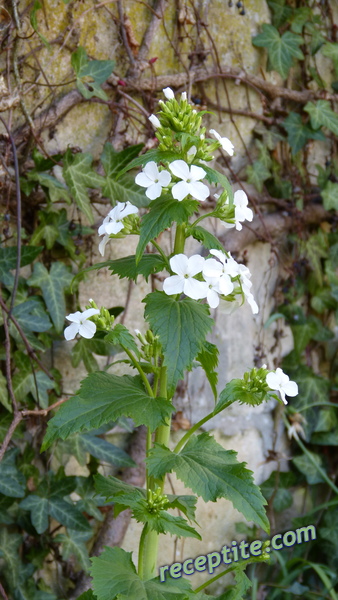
left=173, top=223, right=186, bottom=254
left=138, top=524, right=147, bottom=578
left=173, top=401, right=233, bottom=454
left=190, top=212, right=216, bottom=228
left=283, top=415, right=338, bottom=495
left=121, top=345, right=154, bottom=397
left=194, top=555, right=268, bottom=593
left=151, top=239, right=170, bottom=268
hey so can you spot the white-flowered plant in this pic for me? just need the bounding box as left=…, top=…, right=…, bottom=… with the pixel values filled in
left=55, top=86, right=299, bottom=600
left=266, top=367, right=299, bottom=405
left=135, top=161, right=171, bottom=200
left=209, top=128, right=235, bottom=156
left=98, top=201, right=138, bottom=256
left=169, top=160, right=209, bottom=201
left=64, top=307, right=99, bottom=340
left=219, top=189, right=254, bottom=231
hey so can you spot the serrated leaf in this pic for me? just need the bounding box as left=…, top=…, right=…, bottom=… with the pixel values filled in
left=144, top=292, right=213, bottom=397
left=63, top=150, right=106, bottom=223
left=27, top=262, right=73, bottom=332
left=101, top=142, right=149, bottom=208
left=304, top=100, right=338, bottom=136
left=214, top=379, right=256, bottom=415
left=202, top=165, right=233, bottom=202
left=91, top=546, right=195, bottom=600
left=0, top=463, right=26, bottom=498
left=322, top=181, right=338, bottom=211
left=247, top=160, right=271, bottom=192
left=196, top=341, right=219, bottom=400
left=116, top=149, right=181, bottom=179
left=107, top=254, right=167, bottom=282
left=48, top=497, right=91, bottom=532
left=221, top=567, right=252, bottom=600
left=189, top=225, right=224, bottom=252
left=20, top=495, right=49, bottom=533
left=136, top=196, right=198, bottom=263
left=132, top=505, right=201, bottom=539
left=283, top=112, right=326, bottom=155
left=252, top=24, right=304, bottom=79
left=79, top=434, right=135, bottom=467
left=147, top=433, right=269, bottom=533
left=104, top=323, right=139, bottom=356
left=42, top=373, right=174, bottom=449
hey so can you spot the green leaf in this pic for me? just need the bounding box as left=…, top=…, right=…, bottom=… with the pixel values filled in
left=63, top=150, right=106, bottom=224
left=202, top=165, right=233, bottom=202
left=252, top=24, right=304, bottom=79
left=144, top=292, right=213, bottom=397
left=20, top=495, right=49, bottom=533
left=267, top=0, right=293, bottom=28
left=147, top=433, right=269, bottom=533
left=48, top=497, right=92, bottom=532
left=132, top=505, right=201, bottom=539
left=0, top=372, right=10, bottom=411
left=283, top=112, right=326, bottom=155
left=104, top=323, right=139, bottom=356
left=71, top=47, right=114, bottom=101
left=0, top=245, right=42, bottom=284
left=196, top=341, right=219, bottom=400
left=213, top=378, right=264, bottom=414
left=189, top=225, right=225, bottom=252
left=136, top=196, right=198, bottom=263
left=322, top=42, right=338, bottom=77
left=322, top=181, right=338, bottom=211
left=79, top=434, right=136, bottom=467
left=0, top=529, right=22, bottom=586
left=107, top=254, right=167, bottom=282
left=247, top=160, right=271, bottom=192
left=12, top=298, right=52, bottom=333
left=0, top=463, right=26, bottom=498
left=42, top=373, right=174, bottom=449
left=221, top=567, right=252, bottom=600
left=72, top=338, right=99, bottom=373
left=27, top=262, right=73, bottom=332
left=55, top=530, right=91, bottom=571
left=28, top=171, right=71, bottom=204
left=290, top=7, right=312, bottom=33
left=260, top=471, right=296, bottom=513
left=101, top=143, right=149, bottom=208
left=116, top=149, right=181, bottom=179
left=91, top=546, right=194, bottom=600
left=304, top=100, right=338, bottom=136
left=30, top=1, right=50, bottom=49
left=293, top=451, right=326, bottom=484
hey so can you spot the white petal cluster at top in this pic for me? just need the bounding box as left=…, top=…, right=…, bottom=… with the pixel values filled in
left=163, top=249, right=258, bottom=314
left=98, top=201, right=139, bottom=257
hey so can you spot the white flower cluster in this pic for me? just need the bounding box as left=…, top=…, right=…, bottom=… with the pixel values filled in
left=135, top=159, right=209, bottom=202
left=266, top=367, right=298, bottom=406
left=216, top=189, right=253, bottom=232
left=98, top=201, right=139, bottom=256
left=163, top=249, right=258, bottom=313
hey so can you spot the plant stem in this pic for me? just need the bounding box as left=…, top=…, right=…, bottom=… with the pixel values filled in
left=173, top=401, right=234, bottom=454
left=121, top=345, right=154, bottom=397
left=151, top=239, right=170, bottom=268
left=173, top=223, right=186, bottom=254
left=190, top=212, right=216, bottom=228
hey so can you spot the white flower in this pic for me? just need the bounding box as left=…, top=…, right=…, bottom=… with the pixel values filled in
left=98, top=201, right=138, bottom=257
left=64, top=308, right=100, bottom=341
left=187, top=145, right=197, bottom=157
left=149, top=114, right=161, bottom=128
left=203, top=276, right=222, bottom=308
left=163, top=87, right=175, bottom=100
left=169, top=160, right=209, bottom=202
left=181, top=91, right=187, bottom=101
left=221, top=190, right=254, bottom=231
left=209, top=129, right=234, bottom=156
left=203, top=250, right=236, bottom=295
left=135, top=161, right=171, bottom=200
left=266, top=368, right=298, bottom=405
left=163, top=254, right=207, bottom=300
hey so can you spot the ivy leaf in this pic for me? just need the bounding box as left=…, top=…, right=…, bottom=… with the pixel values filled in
left=283, top=112, right=326, bottom=155
left=108, top=254, right=167, bottom=282
left=90, top=546, right=195, bottom=600
left=101, top=142, right=149, bottom=208
left=322, top=42, right=338, bottom=77
left=0, top=245, right=42, bottom=284
left=147, top=433, right=269, bottom=533
left=63, top=150, right=106, bottom=224
left=189, top=225, right=225, bottom=252
left=246, top=160, right=271, bottom=192
left=20, top=495, right=49, bottom=533
left=290, top=7, right=312, bottom=33
left=48, top=497, right=92, bottom=532
left=28, top=171, right=71, bottom=204
left=322, top=181, right=338, bottom=211
left=71, top=47, right=115, bottom=101
left=27, top=262, right=73, bottom=332
left=196, top=341, right=219, bottom=400
left=144, top=292, right=213, bottom=397
left=293, top=451, right=326, bottom=484
left=30, top=1, right=50, bottom=49
left=304, top=100, right=338, bottom=136
left=267, top=0, right=293, bottom=28
left=260, top=471, right=296, bottom=513
left=71, top=338, right=99, bottom=373
left=0, top=463, right=26, bottom=498
left=79, top=434, right=136, bottom=467
left=42, top=373, right=174, bottom=449
left=252, top=24, right=304, bottom=79
left=55, top=530, right=92, bottom=571
left=136, top=196, right=198, bottom=263
left=12, top=298, right=52, bottom=333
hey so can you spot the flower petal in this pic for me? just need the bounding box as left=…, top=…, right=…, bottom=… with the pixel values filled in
left=190, top=164, right=206, bottom=181
left=203, top=258, right=223, bottom=278
left=183, top=278, right=208, bottom=300
left=98, top=235, right=110, bottom=257
left=283, top=380, right=298, bottom=397
left=266, top=372, right=279, bottom=390
left=81, top=308, right=100, bottom=320
left=149, top=114, right=161, bottom=128
left=163, top=87, right=175, bottom=100
left=146, top=182, right=162, bottom=200
left=207, top=288, right=220, bottom=308
left=135, top=172, right=152, bottom=188
left=169, top=160, right=190, bottom=181
left=219, top=275, right=234, bottom=295
left=120, top=202, right=139, bottom=217
left=65, top=311, right=82, bottom=323
left=158, top=170, right=171, bottom=186
left=163, top=275, right=184, bottom=295
left=170, top=254, right=188, bottom=276
left=144, top=161, right=159, bottom=180
left=64, top=323, right=80, bottom=340
left=79, top=320, right=97, bottom=339
left=172, top=180, right=190, bottom=201
left=188, top=181, right=209, bottom=201
left=186, top=254, right=205, bottom=276
left=105, top=221, right=124, bottom=235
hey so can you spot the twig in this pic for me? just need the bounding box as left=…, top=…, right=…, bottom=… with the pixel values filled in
left=136, top=0, right=168, bottom=64
left=21, top=396, right=69, bottom=416
left=0, top=412, right=22, bottom=462
left=2, top=307, right=18, bottom=413
left=0, top=579, right=9, bottom=600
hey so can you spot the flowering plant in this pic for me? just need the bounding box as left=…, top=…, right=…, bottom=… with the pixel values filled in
left=43, top=88, right=297, bottom=599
